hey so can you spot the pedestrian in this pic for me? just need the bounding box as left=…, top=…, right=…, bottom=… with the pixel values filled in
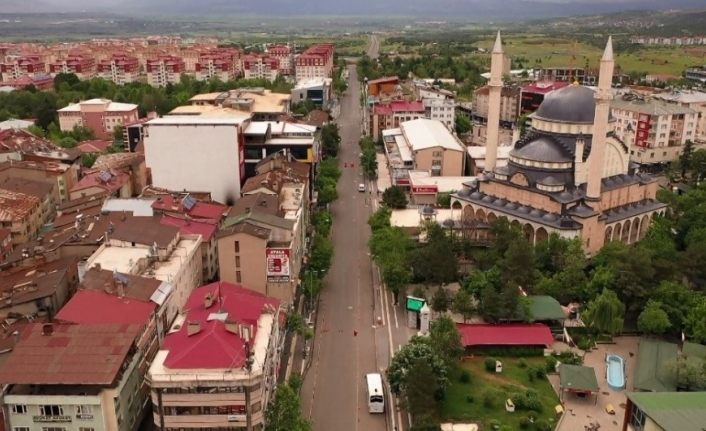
left=353, top=330, right=358, bottom=337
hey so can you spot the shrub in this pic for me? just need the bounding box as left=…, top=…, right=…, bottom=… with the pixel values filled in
left=466, top=395, right=474, bottom=403
left=483, top=390, right=497, bottom=408
left=545, top=356, right=558, bottom=373
left=459, top=370, right=472, bottom=383
left=577, top=337, right=595, bottom=351
left=511, top=390, right=543, bottom=413
left=488, top=419, right=501, bottom=430
left=499, top=426, right=513, bottom=431
left=535, top=367, right=546, bottom=379
left=484, top=357, right=497, bottom=372
left=519, top=416, right=532, bottom=429
left=526, top=368, right=535, bottom=382
left=534, top=419, right=551, bottom=431
left=554, top=351, right=583, bottom=365
left=518, top=358, right=528, bottom=368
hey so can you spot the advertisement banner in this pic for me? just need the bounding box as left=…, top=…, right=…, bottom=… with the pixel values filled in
left=266, top=248, right=291, bottom=282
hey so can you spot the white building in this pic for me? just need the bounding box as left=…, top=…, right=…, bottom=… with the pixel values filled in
left=291, top=78, right=332, bottom=107
left=611, top=96, right=699, bottom=167
left=424, top=98, right=456, bottom=131
left=654, top=90, right=706, bottom=144
left=144, top=116, right=251, bottom=204
left=57, top=98, right=139, bottom=140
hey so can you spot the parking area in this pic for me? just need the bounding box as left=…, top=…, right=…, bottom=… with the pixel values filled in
left=551, top=336, right=640, bottom=431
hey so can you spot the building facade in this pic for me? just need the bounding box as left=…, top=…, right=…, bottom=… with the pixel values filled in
left=146, top=56, right=186, bottom=87
left=471, top=84, right=520, bottom=147
left=242, top=55, right=280, bottom=82
left=57, top=98, right=140, bottom=140
left=97, top=55, right=140, bottom=85
left=654, top=90, right=706, bottom=143
left=295, top=43, right=335, bottom=81
left=370, top=100, right=426, bottom=140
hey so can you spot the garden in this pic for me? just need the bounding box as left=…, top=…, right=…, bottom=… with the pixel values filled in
left=442, top=356, right=561, bottom=431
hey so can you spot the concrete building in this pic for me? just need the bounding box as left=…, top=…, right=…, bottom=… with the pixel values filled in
left=685, top=65, right=706, bottom=83
left=148, top=282, right=282, bottom=431
left=382, top=118, right=466, bottom=186
left=0, top=159, right=78, bottom=203
left=0, top=119, right=34, bottom=131
left=0, top=177, right=57, bottom=229
left=367, top=76, right=400, bottom=98
left=520, top=81, right=570, bottom=114
left=181, top=88, right=291, bottom=121
left=295, top=43, right=335, bottom=81
left=0, top=228, right=11, bottom=263
left=146, top=56, right=186, bottom=87
left=471, top=84, right=520, bottom=147
left=97, top=54, right=141, bottom=85
left=423, top=98, right=456, bottom=131
left=451, top=36, right=667, bottom=254
left=654, top=90, right=706, bottom=143
left=0, top=55, right=45, bottom=81
left=69, top=169, right=133, bottom=200
left=84, top=217, right=203, bottom=322
left=195, top=52, right=235, bottom=82
left=242, top=55, right=280, bottom=82
left=267, top=44, right=293, bottom=75
left=370, top=100, right=426, bottom=140
left=49, top=54, right=96, bottom=80
left=611, top=95, right=698, bottom=168
left=0, top=323, right=145, bottom=431
left=160, top=214, right=219, bottom=283
left=57, top=98, right=139, bottom=140
left=0, top=188, right=42, bottom=245
left=291, top=78, right=332, bottom=108
left=537, top=66, right=595, bottom=85
left=218, top=187, right=306, bottom=304
left=242, top=121, right=318, bottom=177
left=144, top=116, right=251, bottom=204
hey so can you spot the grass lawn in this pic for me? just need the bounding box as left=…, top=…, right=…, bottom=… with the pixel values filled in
left=442, top=356, right=560, bottom=430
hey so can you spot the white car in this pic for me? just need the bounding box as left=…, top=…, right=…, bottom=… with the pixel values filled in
left=358, top=183, right=366, bottom=192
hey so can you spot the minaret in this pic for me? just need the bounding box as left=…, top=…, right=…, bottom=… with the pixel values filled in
left=586, top=36, right=615, bottom=200
left=484, top=31, right=504, bottom=172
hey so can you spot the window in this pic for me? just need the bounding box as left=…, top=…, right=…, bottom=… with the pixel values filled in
left=40, top=405, right=63, bottom=416
left=235, top=256, right=241, bottom=267
left=13, top=427, right=30, bottom=431
left=11, top=405, right=27, bottom=414
left=77, top=405, right=93, bottom=416
left=236, top=271, right=242, bottom=283
left=432, top=151, right=442, bottom=157
left=79, top=428, right=95, bottom=431
left=235, top=241, right=240, bottom=253
left=42, top=428, right=66, bottom=431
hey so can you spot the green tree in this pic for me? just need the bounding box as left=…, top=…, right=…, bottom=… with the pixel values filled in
left=685, top=296, right=706, bottom=344
left=435, top=191, right=454, bottom=209
left=454, top=115, right=471, bottom=134
left=500, top=236, right=537, bottom=290
left=58, top=137, right=78, bottom=148
left=452, top=289, right=475, bottom=323
left=387, top=338, right=448, bottom=395
left=652, top=281, right=697, bottom=332
left=668, top=355, right=706, bottom=391
left=310, top=234, right=334, bottom=274
left=582, top=289, right=625, bottom=336
left=411, top=224, right=457, bottom=285
left=81, top=153, right=98, bottom=168
left=368, top=207, right=392, bottom=232
left=431, top=286, right=451, bottom=313
left=320, top=123, right=341, bottom=158
left=265, top=384, right=311, bottom=431
left=112, top=124, right=124, bottom=144
left=382, top=186, right=408, bottom=209
left=405, top=359, right=441, bottom=424
left=637, top=300, right=671, bottom=335
left=428, top=316, right=463, bottom=367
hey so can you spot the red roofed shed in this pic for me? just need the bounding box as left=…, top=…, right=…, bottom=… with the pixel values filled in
left=456, top=323, right=554, bottom=348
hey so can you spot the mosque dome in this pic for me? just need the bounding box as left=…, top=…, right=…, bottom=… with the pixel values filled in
left=534, top=84, right=596, bottom=124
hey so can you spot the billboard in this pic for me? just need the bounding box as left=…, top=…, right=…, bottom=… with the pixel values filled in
left=266, top=248, right=291, bottom=282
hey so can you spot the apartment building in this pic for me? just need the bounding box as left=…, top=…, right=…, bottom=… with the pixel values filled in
left=84, top=217, right=203, bottom=321
left=0, top=177, right=57, bottom=229
left=423, top=98, right=456, bottom=131
left=370, top=100, right=426, bottom=140
left=382, top=119, right=466, bottom=186
left=0, top=228, right=11, bottom=263
left=146, top=55, right=186, bottom=87
left=0, top=188, right=42, bottom=245
left=654, top=90, right=706, bottom=143
left=148, top=282, right=282, bottom=431
left=685, top=65, right=706, bottom=83
left=218, top=189, right=307, bottom=304
left=611, top=96, right=698, bottom=167
left=144, top=116, right=250, bottom=204
left=520, top=81, right=570, bottom=114
left=69, top=169, right=133, bottom=200
left=295, top=43, right=335, bottom=81
left=0, top=323, right=145, bottom=431
left=49, top=54, right=96, bottom=80
left=181, top=88, right=291, bottom=121
left=97, top=54, right=140, bottom=85
left=291, top=78, right=332, bottom=108
left=472, top=84, right=520, bottom=147
left=267, top=44, right=293, bottom=75
left=242, top=55, right=280, bottom=82
left=0, top=55, right=45, bottom=81
left=195, top=52, right=235, bottom=82
left=0, top=159, right=78, bottom=203
left=58, top=98, right=139, bottom=140
left=368, top=76, right=400, bottom=98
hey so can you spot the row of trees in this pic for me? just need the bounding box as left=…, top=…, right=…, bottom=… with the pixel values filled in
left=359, top=136, right=378, bottom=180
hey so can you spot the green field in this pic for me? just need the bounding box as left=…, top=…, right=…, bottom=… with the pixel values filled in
left=473, top=34, right=706, bottom=76
left=442, top=357, right=560, bottom=430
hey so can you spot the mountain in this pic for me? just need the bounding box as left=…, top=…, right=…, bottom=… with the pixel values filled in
left=4, top=0, right=706, bottom=19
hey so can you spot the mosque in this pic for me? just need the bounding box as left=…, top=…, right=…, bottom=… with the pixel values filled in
left=451, top=33, right=667, bottom=253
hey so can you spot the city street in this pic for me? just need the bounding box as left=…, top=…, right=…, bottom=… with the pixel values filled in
left=301, top=59, right=413, bottom=430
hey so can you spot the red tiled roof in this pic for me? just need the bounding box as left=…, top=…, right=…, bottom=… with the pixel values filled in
left=55, top=289, right=155, bottom=325
left=160, top=214, right=217, bottom=241
left=70, top=169, right=130, bottom=193
left=162, top=282, right=279, bottom=369
left=151, top=194, right=228, bottom=220
left=0, top=323, right=140, bottom=385
left=77, top=139, right=112, bottom=154
left=456, top=323, right=554, bottom=347
left=374, top=100, right=425, bottom=115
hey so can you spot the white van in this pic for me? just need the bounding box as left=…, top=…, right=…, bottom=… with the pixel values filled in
left=366, top=373, right=385, bottom=413
left=358, top=183, right=366, bottom=192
